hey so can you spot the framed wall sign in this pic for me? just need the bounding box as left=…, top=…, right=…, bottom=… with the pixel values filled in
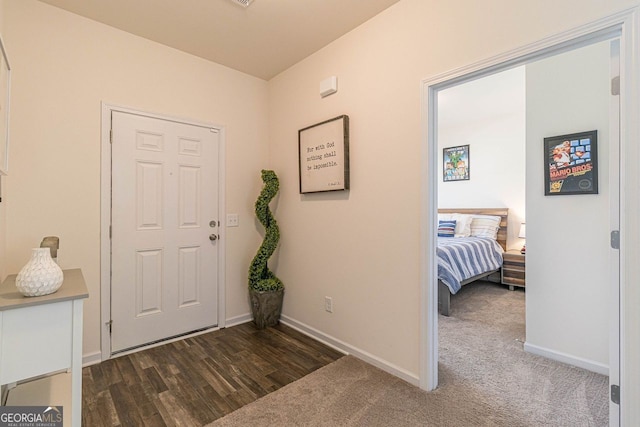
left=443, top=145, right=469, bottom=182
left=298, top=115, right=349, bottom=194
left=544, top=130, right=598, bottom=195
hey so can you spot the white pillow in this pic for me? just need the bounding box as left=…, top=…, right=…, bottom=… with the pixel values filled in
left=438, top=213, right=473, bottom=237
left=470, top=215, right=501, bottom=239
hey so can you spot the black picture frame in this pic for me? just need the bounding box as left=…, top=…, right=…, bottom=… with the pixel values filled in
left=443, top=145, right=470, bottom=182
left=298, top=115, right=350, bottom=194
left=544, top=130, right=598, bottom=196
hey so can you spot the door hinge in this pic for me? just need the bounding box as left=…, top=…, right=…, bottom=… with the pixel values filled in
left=611, top=76, right=620, bottom=96
left=106, top=320, right=113, bottom=334
left=611, top=230, right=620, bottom=249
left=109, top=129, right=113, bottom=144
left=109, top=225, right=112, bottom=239
left=611, top=384, right=620, bottom=404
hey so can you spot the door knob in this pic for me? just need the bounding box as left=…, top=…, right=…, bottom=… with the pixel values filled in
left=209, top=234, right=218, bottom=241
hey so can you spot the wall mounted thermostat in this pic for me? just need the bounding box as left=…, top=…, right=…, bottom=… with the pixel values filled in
left=320, top=76, right=338, bottom=98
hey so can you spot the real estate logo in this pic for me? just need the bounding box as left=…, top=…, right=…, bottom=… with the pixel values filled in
left=0, top=406, right=63, bottom=427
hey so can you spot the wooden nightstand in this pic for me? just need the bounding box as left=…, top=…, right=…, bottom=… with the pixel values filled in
left=502, top=250, right=525, bottom=290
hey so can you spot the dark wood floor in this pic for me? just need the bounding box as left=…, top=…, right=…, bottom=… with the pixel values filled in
left=82, top=322, right=344, bottom=426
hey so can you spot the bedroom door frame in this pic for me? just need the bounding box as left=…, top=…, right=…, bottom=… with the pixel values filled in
left=420, top=8, right=640, bottom=425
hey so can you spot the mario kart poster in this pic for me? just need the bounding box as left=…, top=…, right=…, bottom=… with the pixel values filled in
left=544, top=130, right=598, bottom=196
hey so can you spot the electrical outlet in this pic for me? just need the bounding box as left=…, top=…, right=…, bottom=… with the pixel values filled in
left=325, top=296, right=333, bottom=313
left=226, top=214, right=239, bottom=227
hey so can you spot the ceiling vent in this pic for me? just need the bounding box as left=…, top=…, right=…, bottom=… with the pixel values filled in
left=230, top=0, right=254, bottom=7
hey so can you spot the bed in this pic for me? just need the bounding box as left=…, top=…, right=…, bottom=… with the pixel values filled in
left=437, top=208, right=508, bottom=316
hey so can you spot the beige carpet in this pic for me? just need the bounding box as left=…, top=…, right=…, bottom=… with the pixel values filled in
left=210, top=282, right=608, bottom=426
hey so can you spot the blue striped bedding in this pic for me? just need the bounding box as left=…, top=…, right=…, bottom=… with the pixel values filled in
left=437, top=237, right=504, bottom=294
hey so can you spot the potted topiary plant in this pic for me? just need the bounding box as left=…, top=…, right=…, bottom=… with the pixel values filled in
left=248, top=169, right=284, bottom=329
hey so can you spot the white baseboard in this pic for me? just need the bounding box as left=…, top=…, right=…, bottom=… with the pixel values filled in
left=524, top=342, right=609, bottom=376
left=82, top=351, right=102, bottom=367
left=280, top=315, right=420, bottom=386
left=225, top=313, right=252, bottom=328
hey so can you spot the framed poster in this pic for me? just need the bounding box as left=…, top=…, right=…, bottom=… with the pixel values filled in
left=298, top=115, right=349, bottom=194
left=443, top=145, right=469, bottom=182
left=544, top=130, right=598, bottom=195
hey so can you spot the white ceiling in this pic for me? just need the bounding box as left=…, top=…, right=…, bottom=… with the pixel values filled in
left=37, top=0, right=401, bottom=80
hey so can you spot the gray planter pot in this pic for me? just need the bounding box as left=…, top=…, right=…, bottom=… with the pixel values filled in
left=249, top=288, right=284, bottom=329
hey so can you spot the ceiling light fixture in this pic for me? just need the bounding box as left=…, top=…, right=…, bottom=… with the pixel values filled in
left=229, top=0, right=254, bottom=7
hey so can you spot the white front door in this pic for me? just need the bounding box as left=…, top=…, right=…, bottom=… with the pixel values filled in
left=110, top=111, right=220, bottom=353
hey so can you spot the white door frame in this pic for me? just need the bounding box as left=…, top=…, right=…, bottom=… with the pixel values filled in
left=100, top=103, right=226, bottom=361
left=609, top=38, right=622, bottom=427
left=419, top=8, right=640, bottom=424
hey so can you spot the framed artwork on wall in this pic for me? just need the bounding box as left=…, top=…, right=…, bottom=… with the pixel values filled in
left=443, top=145, right=470, bottom=182
left=543, top=130, right=598, bottom=195
left=298, top=115, right=350, bottom=194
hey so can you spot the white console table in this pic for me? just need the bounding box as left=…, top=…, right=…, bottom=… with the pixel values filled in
left=0, top=269, right=88, bottom=427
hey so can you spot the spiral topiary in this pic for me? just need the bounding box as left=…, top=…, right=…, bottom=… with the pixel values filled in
left=248, top=170, right=284, bottom=292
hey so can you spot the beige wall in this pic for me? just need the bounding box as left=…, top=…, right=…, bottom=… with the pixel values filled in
left=3, top=0, right=269, bottom=358
left=267, top=0, right=638, bottom=379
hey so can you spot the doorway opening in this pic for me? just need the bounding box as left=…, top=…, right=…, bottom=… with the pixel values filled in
left=419, top=11, right=637, bottom=425
left=435, top=64, right=527, bottom=400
